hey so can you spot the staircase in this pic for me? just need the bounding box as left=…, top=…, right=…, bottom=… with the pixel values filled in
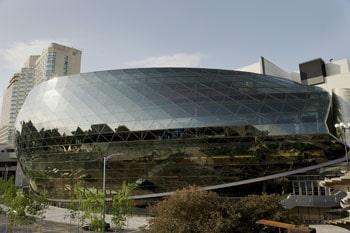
left=282, top=191, right=347, bottom=209
left=320, top=172, right=350, bottom=229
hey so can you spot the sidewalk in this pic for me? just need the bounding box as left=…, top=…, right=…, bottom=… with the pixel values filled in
left=310, top=224, right=350, bottom=233
left=43, top=206, right=149, bottom=231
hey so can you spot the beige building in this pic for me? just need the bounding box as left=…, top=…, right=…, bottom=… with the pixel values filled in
left=0, top=55, right=38, bottom=146
left=33, top=43, right=82, bottom=86
left=0, top=73, right=21, bottom=146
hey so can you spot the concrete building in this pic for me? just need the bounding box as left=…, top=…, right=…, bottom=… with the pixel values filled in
left=237, top=56, right=350, bottom=89
left=33, top=43, right=82, bottom=86
left=0, top=56, right=38, bottom=146
left=0, top=73, right=21, bottom=146
left=239, top=57, right=350, bottom=222
left=0, top=143, right=17, bottom=183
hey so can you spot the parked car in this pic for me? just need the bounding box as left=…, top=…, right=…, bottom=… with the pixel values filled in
left=82, top=222, right=111, bottom=232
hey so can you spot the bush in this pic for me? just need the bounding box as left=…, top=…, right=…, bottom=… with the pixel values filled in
left=147, top=186, right=294, bottom=233
left=234, top=194, right=295, bottom=233
left=147, top=186, right=238, bottom=233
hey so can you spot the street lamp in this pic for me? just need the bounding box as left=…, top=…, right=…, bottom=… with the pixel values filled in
left=335, top=122, right=350, bottom=171
left=102, top=153, right=121, bottom=227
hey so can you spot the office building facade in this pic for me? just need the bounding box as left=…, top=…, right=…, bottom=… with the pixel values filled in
left=33, top=43, right=82, bottom=86
left=0, top=66, right=34, bottom=146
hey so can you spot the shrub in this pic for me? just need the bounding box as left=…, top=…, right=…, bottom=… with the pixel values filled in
left=234, top=193, right=294, bottom=233
left=147, top=186, right=238, bottom=233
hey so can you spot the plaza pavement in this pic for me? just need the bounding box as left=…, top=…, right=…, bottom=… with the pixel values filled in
left=43, top=205, right=149, bottom=231
left=43, top=206, right=350, bottom=233
left=310, top=224, right=350, bottom=233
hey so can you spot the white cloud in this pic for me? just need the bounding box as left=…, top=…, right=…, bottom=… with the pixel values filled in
left=0, top=40, right=55, bottom=70
left=125, top=53, right=206, bottom=68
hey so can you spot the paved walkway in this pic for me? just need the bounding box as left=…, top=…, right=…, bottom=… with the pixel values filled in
left=310, top=224, right=350, bottom=233
left=44, top=206, right=149, bottom=231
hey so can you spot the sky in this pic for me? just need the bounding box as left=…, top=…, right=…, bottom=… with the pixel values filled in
left=0, top=0, right=349, bottom=110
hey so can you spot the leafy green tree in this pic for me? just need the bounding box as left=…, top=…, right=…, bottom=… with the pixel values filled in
left=7, top=190, right=48, bottom=232
left=73, top=182, right=106, bottom=232
left=0, top=177, right=48, bottom=232
left=0, top=178, right=29, bottom=232
left=7, top=191, right=32, bottom=231
left=0, top=177, right=17, bottom=205
left=147, top=186, right=238, bottom=233
left=111, top=182, right=134, bottom=231
left=71, top=181, right=134, bottom=232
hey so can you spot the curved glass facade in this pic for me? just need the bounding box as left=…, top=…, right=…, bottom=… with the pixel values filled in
left=15, top=68, right=343, bottom=198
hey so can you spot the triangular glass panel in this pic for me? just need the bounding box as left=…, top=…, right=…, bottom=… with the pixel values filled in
left=282, top=104, right=299, bottom=113
left=260, top=105, right=277, bottom=113
left=236, top=105, right=255, bottom=114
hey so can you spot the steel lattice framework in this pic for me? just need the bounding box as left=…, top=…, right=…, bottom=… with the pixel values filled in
left=15, top=68, right=343, bottom=199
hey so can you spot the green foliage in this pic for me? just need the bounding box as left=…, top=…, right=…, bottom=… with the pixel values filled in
left=147, top=187, right=293, bottom=233
left=73, top=182, right=105, bottom=232
left=7, top=191, right=32, bottom=227
left=148, top=186, right=238, bottom=233
left=71, top=181, right=134, bottom=232
left=0, top=177, right=48, bottom=230
left=26, top=191, right=48, bottom=225
left=67, top=193, right=82, bottom=223
left=111, top=182, right=134, bottom=231
left=0, top=177, right=17, bottom=205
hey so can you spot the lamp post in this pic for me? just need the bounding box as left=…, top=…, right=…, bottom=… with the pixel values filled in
left=102, top=153, right=120, bottom=228
left=335, top=122, right=350, bottom=171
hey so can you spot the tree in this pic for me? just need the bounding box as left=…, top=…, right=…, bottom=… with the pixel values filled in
left=71, top=181, right=134, bottom=232
left=7, top=191, right=32, bottom=231
left=0, top=178, right=48, bottom=232
left=147, top=186, right=238, bottom=233
left=233, top=193, right=295, bottom=233
left=67, top=192, right=83, bottom=232
left=26, top=191, right=49, bottom=232
left=111, top=182, right=134, bottom=231
left=73, top=182, right=105, bottom=232
left=0, top=176, right=17, bottom=206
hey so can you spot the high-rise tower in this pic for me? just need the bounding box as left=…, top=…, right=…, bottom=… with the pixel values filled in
left=0, top=55, right=38, bottom=145
left=33, top=43, right=82, bottom=86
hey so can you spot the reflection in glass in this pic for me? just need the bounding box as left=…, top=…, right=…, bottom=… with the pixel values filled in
left=15, top=68, right=343, bottom=199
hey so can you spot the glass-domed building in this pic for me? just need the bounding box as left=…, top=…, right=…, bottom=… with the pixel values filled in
left=15, top=68, right=344, bottom=199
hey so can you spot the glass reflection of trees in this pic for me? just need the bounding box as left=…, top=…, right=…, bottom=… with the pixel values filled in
left=16, top=120, right=344, bottom=198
